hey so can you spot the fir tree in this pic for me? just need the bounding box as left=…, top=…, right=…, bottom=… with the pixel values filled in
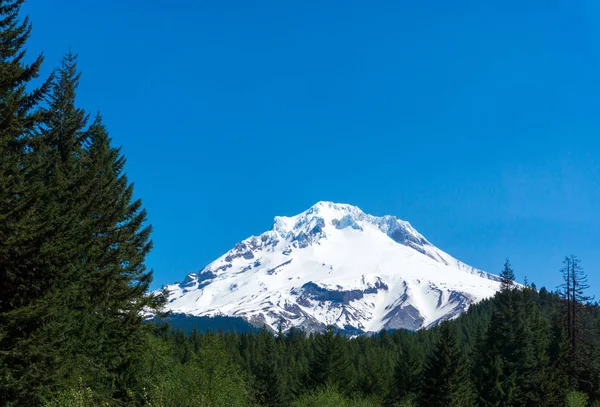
left=385, top=340, right=421, bottom=406
left=309, top=326, right=356, bottom=394
left=513, top=287, right=552, bottom=406
left=1, top=44, right=161, bottom=402
left=476, top=276, right=553, bottom=406
left=558, top=255, right=594, bottom=390
left=356, top=345, right=386, bottom=398
left=419, top=323, right=475, bottom=407
left=0, top=0, right=52, bottom=310
left=548, top=310, right=571, bottom=404
left=474, top=289, right=519, bottom=406
left=0, top=0, right=54, bottom=403
left=78, top=114, right=162, bottom=400
left=500, top=259, right=515, bottom=292
left=32, top=51, right=94, bottom=397
left=255, top=334, right=286, bottom=407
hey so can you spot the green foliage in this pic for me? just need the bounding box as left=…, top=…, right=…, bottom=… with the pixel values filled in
left=43, top=379, right=105, bottom=407
left=474, top=278, right=555, bottom=406
left=254, top=332, right=287, bottom=406
left=558, top=256, right=598, bottom=395
left=44, top=389, right=95, bottom=407
left=565, top=391, right=588, bottom=407
left=292, top=386, right=348, bottom=407
left=32, top=262, right=598, bottom=407
left=419, top=323, right=475, bottom=407
left=0, top=0, right=57, bottom=403
left=0, top=2, right=162, bottom=404
left=500, top=259, right=516, bottom=291
left=309, top=326, right=356, bottom=394
left=385, top=339, right=421, bottom=406
left=133, top=333, right=252, bottom=407
left=291, top=386, right=379, bottom=407
left=394, top=395, right=417, bottom=407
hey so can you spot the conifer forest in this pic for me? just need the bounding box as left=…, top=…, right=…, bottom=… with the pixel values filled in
left=1, top=1, right=599, bottom=406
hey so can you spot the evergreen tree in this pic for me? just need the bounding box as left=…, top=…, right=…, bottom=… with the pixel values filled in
left=474, top=288, right=519, bottom=406
left=558, top=255, right=594, bottom=389
left=548, top=310, right=571, bottom=404
left=31, top=51, right=95, bottom=398
left=1, top=38, right=161, bottom=402
left=500, top=259, right=515, bottom=292
left=0, top=0, right=52, bottom=312
left=0, top=1, right=55, bottom=403
left=77, top=114, right=162, bottom=400
left=255, top=334, right=287, bottom=406
left=419, top=323, right=474, bottom=407
left=285, top=327, right=310, bottom=398
left=309, top=326, right=356, bottom=394
left=476, top=274, right=553, bottom=406
left=356, top=344, right=387, bottom=398
left=513, top=287, right=552, bottom=406
left=385, top=340, right=421, bottom=406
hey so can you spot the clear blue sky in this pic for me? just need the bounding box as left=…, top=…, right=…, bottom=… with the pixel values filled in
left=22, top=0, right=600, bottom=295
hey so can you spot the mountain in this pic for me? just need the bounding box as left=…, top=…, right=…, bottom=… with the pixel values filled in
left=159, top=202, right=502, bottom=333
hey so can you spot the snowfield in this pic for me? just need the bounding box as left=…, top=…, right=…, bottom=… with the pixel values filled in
left=159, top=202, right=502, bottom=333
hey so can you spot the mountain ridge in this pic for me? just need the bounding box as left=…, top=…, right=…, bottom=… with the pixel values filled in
left=159, top=202, right=502, bottom=333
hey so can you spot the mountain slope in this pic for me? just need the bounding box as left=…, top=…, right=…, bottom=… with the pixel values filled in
left=160, top=202, right=502, bottom=333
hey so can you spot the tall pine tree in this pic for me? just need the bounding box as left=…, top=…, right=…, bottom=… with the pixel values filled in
left=500, top=259, right=516, bottom=291
left=255, top=333, right=286, bottom=406
left=419, top=322, right=475, bottom=407
left=558, top=256, right=599, bottom=397
left=385, top=339, right=421, bottom=407
left=31, top=51, right=94, bottom=399
left=513, top=287, right=552, bottom=406
left=474, top=263, right=520, bottom=407
left=308, top=326, right=356, bottom=395
left=0, top=0, right=55, bottom=403
left=76, top=113, right=161, bottom=401
left=1, top=11, right=161, bottom=400
left=475, top=264, right=552, bottom=407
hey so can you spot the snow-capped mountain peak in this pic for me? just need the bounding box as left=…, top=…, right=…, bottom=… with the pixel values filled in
left=161, top=202, right=502, bottom=333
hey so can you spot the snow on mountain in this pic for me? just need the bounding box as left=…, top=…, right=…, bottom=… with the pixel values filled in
left=160, top=202, right=502, bottom=333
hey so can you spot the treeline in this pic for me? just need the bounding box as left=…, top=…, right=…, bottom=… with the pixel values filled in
left=1, top=1, right=599, bottom=406
left=149, top=261, right=600, bottom=407
left=33, top=261, right=600, bottom=406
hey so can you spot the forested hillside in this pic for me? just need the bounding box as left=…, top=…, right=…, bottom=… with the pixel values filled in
left=0, top=1, right=599, bottom=406
left=146, top=263, right=600, bottom=407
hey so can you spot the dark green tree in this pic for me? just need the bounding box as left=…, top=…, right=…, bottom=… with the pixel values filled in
left=547, top=310, right=571, bottom=404
left=475, top=277, right=553, bottom=406
left=255, top=334, right=287, bottom=406
left=356, top=344, right=387, bottom=398
left=31, top=51, right=95, bottom=398
left=500, top=259, right=515, bottom=292
left=474, top=260, right=553, bottom=407
left=513, top=287, right=552, bottom=406
left=1, top=38, right=161, bottom=403
left=385, top=339, right=421, bottom=406
left=76, top=114, right=161, bottom=401
left=0, top=0, right=55, bottom=403
left=419, top=323, right=475, bottom=407
left=475, top=273, right=520, bottom=406
left=0, top=0, right=52, bottom=308
left=309, top=326, right=356, bottom=394
left=558, top=255, right=594, bottom=390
